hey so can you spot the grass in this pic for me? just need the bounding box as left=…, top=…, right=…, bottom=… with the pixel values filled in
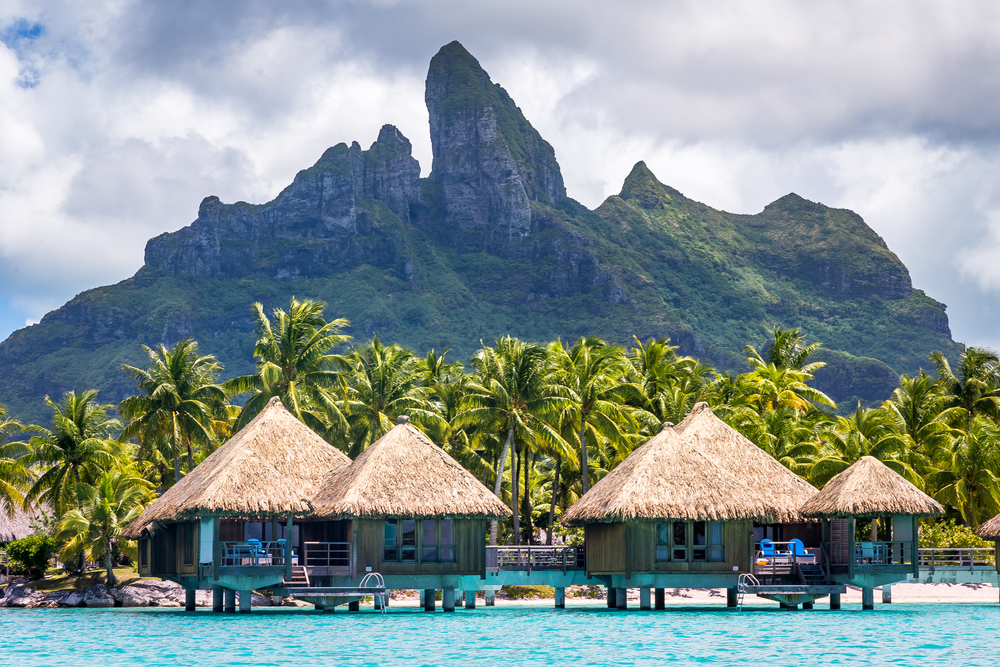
left=18, top=566, right=149, bottom=592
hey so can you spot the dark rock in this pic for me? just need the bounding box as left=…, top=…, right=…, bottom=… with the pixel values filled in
left=82, top=584, right=115, bottom=608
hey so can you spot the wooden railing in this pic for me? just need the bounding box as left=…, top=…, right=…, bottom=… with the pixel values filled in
left=302, top=541, right=351, bottom=567
left=918, top=547, right=995, bottom=570
left=486, top=545, right=585, bottom=573
left=219, top=540, right=288, bottom=567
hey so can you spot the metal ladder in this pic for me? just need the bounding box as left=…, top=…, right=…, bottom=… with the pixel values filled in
left=736, top=573, right=759, bottom=611
left=360, top=572, right=388, bottom=614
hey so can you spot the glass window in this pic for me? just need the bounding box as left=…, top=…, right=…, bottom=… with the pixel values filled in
left=709, top=522, right=724, bottom=562
left=422, top=519, right=439, bottom=561
left=692, top=522, right=707, bottom=561
left=655, top=522, right=670, bottom=561
left=401, top=519, right=417, bottom=562
left=383, top=519, right=398, bottom=561
left=672, top=522, right=687, bottom=561
left=439, top=519, right=455, bottom=563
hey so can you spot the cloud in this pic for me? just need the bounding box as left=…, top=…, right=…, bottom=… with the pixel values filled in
left=1, top=0, right=1000, bottom=354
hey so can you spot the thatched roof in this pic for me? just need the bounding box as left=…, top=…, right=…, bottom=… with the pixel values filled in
left=0, top=504, right=46, bottom=543
left=977, top=513, right=1000, bottom=540
left=123, top=397, right=351, bottom=538
left=310, top=416, right=511, bottom=520
left=561, top=424, right=778, bottom=526
left=799, top=456, right=944, bottom=519
left=672, top=402, right=819, bottom=523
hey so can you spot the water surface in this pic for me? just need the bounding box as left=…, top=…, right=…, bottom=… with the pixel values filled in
left=2, top=602, right=997, bottom=665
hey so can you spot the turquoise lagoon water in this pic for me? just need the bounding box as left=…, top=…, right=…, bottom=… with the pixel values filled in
left=2, top=602, right=998, bottom=666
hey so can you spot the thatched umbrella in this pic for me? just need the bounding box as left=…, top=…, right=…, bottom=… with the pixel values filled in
left=798, top=456, right=944, bottom=519
left=673, top=402, right=819, bottom=523
left=311, top=416, right=511, bottom=520
left=561, top=423, right=779, bottom=526
left=123, top=397, right=351, bottom=538
left=977, top=513, right=1000, bottom=540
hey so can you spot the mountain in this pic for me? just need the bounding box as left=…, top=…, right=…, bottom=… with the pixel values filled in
left=0, top=41, right=961, bottom=424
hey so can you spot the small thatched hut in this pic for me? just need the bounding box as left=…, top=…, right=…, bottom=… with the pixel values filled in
left=0, top=505, right=45, bottom=544
left=305, top=415, right=509, bottom=584
left=561, top=403, right=821, bottom=585
left=125, top=396, right=351, bottom=586
left=975, top=514, right=1000, bottom=573
left=799, top=456, right=943, bottom=581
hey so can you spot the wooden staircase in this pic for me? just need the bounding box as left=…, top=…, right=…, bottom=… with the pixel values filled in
left=798, top=562, right=829, bottom=586
left=283, top=565, right=310, bottom=588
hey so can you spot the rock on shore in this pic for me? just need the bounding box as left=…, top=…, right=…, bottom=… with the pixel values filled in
left=0, top=579, right=264, bottom=608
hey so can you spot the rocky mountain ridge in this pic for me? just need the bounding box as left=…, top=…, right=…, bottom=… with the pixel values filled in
left=0, top=41, right=960, bottom=423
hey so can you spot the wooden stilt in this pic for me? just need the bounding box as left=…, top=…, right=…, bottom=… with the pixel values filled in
left=238, top=590, right=252, bottom=614
left=442, top=589, right=456, bottom=612
left=465, top=591, right=477, bottom=609
left=726, top=587, right=737, bottom=608
left=212, top=586, right=224, bottom=612
left=802, top=601, right=814, bottom=610
left=224, top=588, right=236, bottom=613
left=882, top=585, right=892, bottom=604
left=485, top=590, right=495, bottom=606
left=554, top=587, right=565, bottom=609
left=606, top=587, right=617, bottom=608
left=655, top=588, right=665, bottom=610
left=185, top=588, right=196, bottom=611
left=639, top=588, right=650, bottom=610
left=348, top=600, right=360, bottom=612
left=830, top=593, right=841, bottom=610
left=615, top=588, right=627, bottom=610
left=862, top=587, right=874, bottom=610
left=423, top=589, right=436, bottom=612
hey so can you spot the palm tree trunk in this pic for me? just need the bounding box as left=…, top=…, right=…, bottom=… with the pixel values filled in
left=579, top=420, right=589, bottom=494
left=172, top=413, right=182, bottom=483
left=490, top=424, right=515, bottom=545
left=106, top=538, right=116, bottom=587
left=871, top=518, right=878, bottom=542
left=547, top=454, right=562, bottom=545
left=512, top=443, right=521, bottom=545
left=185, top=437, right=195, bottom=473
left=523, top=449, right=532, bottom=545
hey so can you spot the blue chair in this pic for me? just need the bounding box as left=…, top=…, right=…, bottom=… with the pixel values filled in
left=789, top=538, right=816, bottom=563
left=759, top=538, right=776, bottom=556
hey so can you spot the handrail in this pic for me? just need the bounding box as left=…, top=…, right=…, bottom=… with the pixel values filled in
left=918, top=547, right=995, bottom=570
left=359, top=572, right=388, bottom=614
left=302, top=541, right=352, bottom=567
left=488, top=545, right=585, bottom=571
left=218, top=540, right=288, bottom=567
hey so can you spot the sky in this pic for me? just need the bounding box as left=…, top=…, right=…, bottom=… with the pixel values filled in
left=2, top=0, right=1000, bottom=351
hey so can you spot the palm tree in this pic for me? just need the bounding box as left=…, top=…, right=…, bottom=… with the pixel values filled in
left=885, top=371, right=961, bottom=474
left=725, top=406, right=821, bottom=476
left=119, top=338, right=227, bottom=484
left=225, top=298, right=352, bottom=432
left=628, top=336, right=709, bottom=424
left=925, top=416, right=1000, bottom=528
left=23, top=390, right=122, bottom=518
left=57, top=467, right=152, bottom=587
left=553, top=338, right=646, bottom=495
left=810, top=404, right=915, bottom=487
left=338, top=337, right=446, bottom=457
left=745, top=325, right=825, bottom=373
left=0, top=405, right=31, bottom=518
left=931, top=347, right=1000, bottom=432
left=457, top=336, right=569, bottom=545
left=741, top=364, right=836, bottom=414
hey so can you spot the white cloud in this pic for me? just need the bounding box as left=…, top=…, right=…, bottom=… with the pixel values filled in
left=1, top=0, right=1000, bottom=354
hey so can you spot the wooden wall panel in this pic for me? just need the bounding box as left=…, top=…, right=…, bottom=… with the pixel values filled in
left=628, top=522, right=655, bottom=574
left=586, top=523, right=626, bottom=574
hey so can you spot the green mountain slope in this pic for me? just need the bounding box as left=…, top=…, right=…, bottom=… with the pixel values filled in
left=0, top=42, right=961, bottom=424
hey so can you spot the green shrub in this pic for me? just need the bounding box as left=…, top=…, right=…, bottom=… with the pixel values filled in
left=919, top=519, right=994, bottom=549
left=5, top=535, right=56, bottom=579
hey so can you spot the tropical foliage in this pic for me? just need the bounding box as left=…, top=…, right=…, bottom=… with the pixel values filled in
left=2, top=299, right=1000, bottom=585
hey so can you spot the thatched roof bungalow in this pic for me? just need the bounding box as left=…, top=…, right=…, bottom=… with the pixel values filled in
left=0, top=504, right=46, bottom=544
left=126, top=397, right=351, bottom=591
left=303, top=416, right=508, bottom=586
left=977, top=512, right=1000, bottom=540
left=799, top=456, right=943, bottom=519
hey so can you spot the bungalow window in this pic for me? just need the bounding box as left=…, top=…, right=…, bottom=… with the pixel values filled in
left=383, top=519, right=417, bottom=562
left=421, top=519, right=456, bottom=563
left=656, top=521, right=725, bottom=562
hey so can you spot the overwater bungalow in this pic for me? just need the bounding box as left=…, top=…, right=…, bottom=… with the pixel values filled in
left=560, top=403, right=835, bottom=609
left=798, top=455, right=944, bottom=609
left=299, top=415, right=511, bottom=611
left=976, top=513, right=1000, bottom=591
left=122, top=397, right=351, bottom=612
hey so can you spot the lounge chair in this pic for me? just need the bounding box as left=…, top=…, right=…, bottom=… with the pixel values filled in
left=859, top=541, right=875, bottom=564
left=759, top=538, right=776, bottom=557
left=788, top=539, right=817, bottom=564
